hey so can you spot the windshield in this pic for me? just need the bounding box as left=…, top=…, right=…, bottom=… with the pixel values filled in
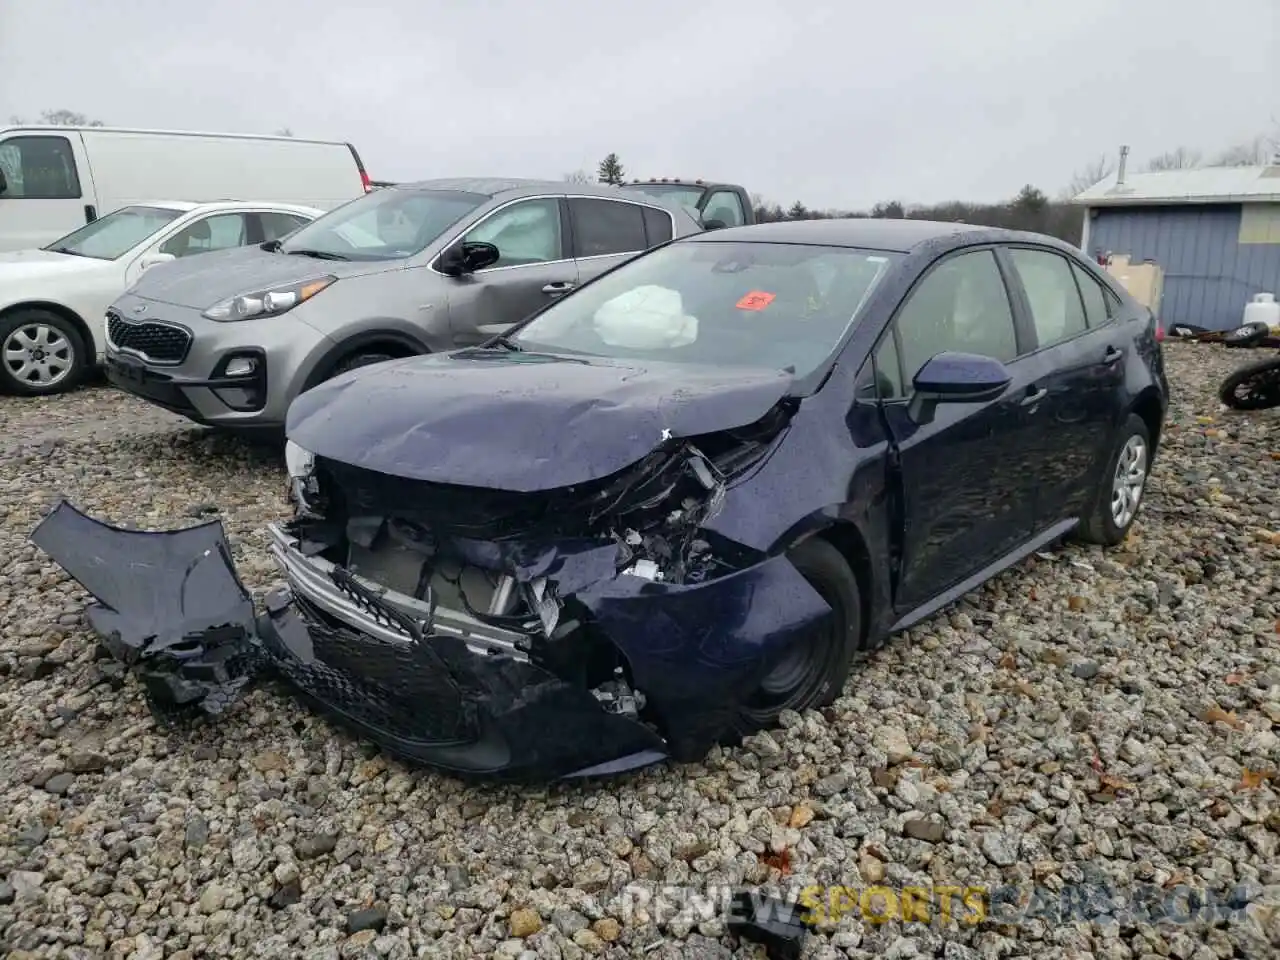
left=619, top=183, right=707, bottom=218
left=511, top=241, right=898, bottom=378
left=43, top=205, right=183, bottom=260
left=279, top=188, right=487, bottom=261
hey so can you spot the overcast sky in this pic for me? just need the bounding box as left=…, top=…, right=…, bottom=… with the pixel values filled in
left=1, top=0, right=1276, bottom=210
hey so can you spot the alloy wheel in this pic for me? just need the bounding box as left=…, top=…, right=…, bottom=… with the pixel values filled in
left=2, top=323, right=75, bottom=388
left=1110, top=434, right=1148, bottom=529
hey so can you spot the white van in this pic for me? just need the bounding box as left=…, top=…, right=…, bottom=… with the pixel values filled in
left=0, top=126, right=371, bottom=252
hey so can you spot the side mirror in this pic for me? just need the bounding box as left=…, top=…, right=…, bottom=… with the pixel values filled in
left=438, top=240, right=500, bottom=277
left=907, top=351, right=1011, bottom=425
left=0, top=168, right=8, bottom=195
left=702, top=219, right=727, bottom=231
left=138, top=252, right=176, bottom=271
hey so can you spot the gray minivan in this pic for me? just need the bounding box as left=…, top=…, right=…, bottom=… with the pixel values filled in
left=103, top=178, right=701, bottom=429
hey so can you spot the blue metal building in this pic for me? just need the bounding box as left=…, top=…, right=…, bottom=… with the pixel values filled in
left=1074, top=162, right=1280, bottom=331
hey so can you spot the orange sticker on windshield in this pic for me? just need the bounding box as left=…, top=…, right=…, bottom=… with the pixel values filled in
left=736, top=291, right=776, bottom=311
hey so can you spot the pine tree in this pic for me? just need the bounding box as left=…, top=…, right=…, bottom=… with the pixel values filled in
left=597, top=153, right=625, bottom=186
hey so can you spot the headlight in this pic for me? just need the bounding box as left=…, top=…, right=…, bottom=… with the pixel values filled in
left=284, top=440, right=315, bottom=480
left=202, top=276, right=335, bottom=321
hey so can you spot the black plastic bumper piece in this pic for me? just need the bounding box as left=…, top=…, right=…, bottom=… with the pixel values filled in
left=257, top=591, right=668, bottom=781
left=726, top=892, right=808, bottom=960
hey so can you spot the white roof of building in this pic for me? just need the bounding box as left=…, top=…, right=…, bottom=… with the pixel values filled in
left=1072, top=165, right=1280, bottom=207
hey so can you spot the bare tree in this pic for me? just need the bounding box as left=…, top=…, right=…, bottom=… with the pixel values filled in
left=1211, top=136, right=1270, bottom=167
left=1145, top=146, right=1202, bottom=172
left=10, top=108, right=105, bottom=126
left=562, top=169, right=592, bottom=184
left=1064, top=154, right=1115, bottom=197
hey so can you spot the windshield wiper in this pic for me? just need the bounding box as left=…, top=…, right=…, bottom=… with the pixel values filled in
left=284, top=248, right=350, bottom=261
left=485, top=335, right=524, bottom=352
left=49, top=246, right=87, bottom=257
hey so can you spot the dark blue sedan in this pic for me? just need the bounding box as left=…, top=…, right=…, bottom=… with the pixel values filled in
left=33, top=218, right=1168, bottom=781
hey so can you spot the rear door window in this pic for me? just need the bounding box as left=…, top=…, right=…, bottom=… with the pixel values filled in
left=1070, top=261, right=1112, bottom=327
left=569, top=198, right=647, bottom=258
left=0, top=135, right=81, bottom=199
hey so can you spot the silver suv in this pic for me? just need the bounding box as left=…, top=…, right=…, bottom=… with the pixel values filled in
left=103, top=179, right=701, bottom=430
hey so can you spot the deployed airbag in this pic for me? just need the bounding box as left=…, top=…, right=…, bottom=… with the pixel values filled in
left=592, top=285, right=697, bottom=349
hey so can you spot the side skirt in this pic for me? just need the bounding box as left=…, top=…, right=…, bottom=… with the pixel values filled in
left=888, top=518, right=1078, bottom=634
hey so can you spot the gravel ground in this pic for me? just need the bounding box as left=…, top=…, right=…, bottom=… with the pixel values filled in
left=1, top=342, right=1277, bottom=960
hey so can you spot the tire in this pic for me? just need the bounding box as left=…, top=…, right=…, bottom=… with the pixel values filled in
left=330, top=351, right=398, bottom=379
left=0, top=309, right=88, bottom=397
left=1076, top=413, right=1152, bottom=546
left=1219, top=356, right=1280, bottom=410
left=1223, top=321, right=1269, bottom=349
left=733, top=536, right=862, bottom=733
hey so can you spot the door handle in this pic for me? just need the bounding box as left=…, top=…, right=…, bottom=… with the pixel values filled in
left=1102, top=346, right=1123, bottom=365
left=542, top=282, right=575, bottom=295
left=1021, top=385, right=1048, bottom=406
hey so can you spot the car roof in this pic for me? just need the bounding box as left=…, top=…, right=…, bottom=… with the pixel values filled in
left=687, top=218, right=1050, bottom=253
left=127, top=200, right=324, bottom=216
left=396, top=178, right=672, bottom=203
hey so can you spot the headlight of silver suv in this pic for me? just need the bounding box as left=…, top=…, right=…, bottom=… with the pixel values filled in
left=202, top=276, right=335, bottom=321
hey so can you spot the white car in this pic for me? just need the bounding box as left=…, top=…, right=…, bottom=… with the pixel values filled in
left=0, top=199, right=322, bottom=396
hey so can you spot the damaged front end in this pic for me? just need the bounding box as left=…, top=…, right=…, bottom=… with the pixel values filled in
left=31, top=403, right=834, bottom=780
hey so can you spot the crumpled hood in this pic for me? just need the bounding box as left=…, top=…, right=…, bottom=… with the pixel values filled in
left=287, top=351, right=794, bottom=491
left=128, top=245, right=394, bottom=309
left=0, top=249, right=106, bottom=284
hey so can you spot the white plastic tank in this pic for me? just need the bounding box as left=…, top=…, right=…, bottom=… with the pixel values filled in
left=1243, top=292, right=1280, bottom=329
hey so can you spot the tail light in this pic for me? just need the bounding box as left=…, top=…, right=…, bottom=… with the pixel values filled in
left=1155, top=324, right=1165, bottom=342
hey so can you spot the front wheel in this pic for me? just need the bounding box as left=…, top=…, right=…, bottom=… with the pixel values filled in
left=732, top=536, right=862, bottom=734
left=330, top=350, right=399, bottom=379
left=0, top=310, right=88, bottom=396
left=1219, top=357, right=1280, bottom=410
left=1076, top=413, right=1152, bottom=546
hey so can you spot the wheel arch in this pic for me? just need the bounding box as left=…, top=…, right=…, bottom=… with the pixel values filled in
left=0, top=300, right=95, bottom=359
left=301, top=329, right=430, bottom=391
left=786, top=517, right=875, bottom=650
left=1128, top=387, right=1164, bottom=461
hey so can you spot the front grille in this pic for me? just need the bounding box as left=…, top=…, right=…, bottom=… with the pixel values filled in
left=273, top=592, right=480, bottom=744
left=106, top=311, right=192, bottom=364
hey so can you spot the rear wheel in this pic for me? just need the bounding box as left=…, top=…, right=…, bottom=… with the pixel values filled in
left=1076, top=413, right=1151, bottom=546
left=0, top=309, right=88, bottom=396
left=733, top=536, right=862, bottom=734
left=1219, top=357, right=1280, bottom=410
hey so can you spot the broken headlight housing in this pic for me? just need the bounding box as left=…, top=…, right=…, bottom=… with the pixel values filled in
left=202, top=276, right=335, bottom=321
left=285, top=440, right=321, bottom=515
